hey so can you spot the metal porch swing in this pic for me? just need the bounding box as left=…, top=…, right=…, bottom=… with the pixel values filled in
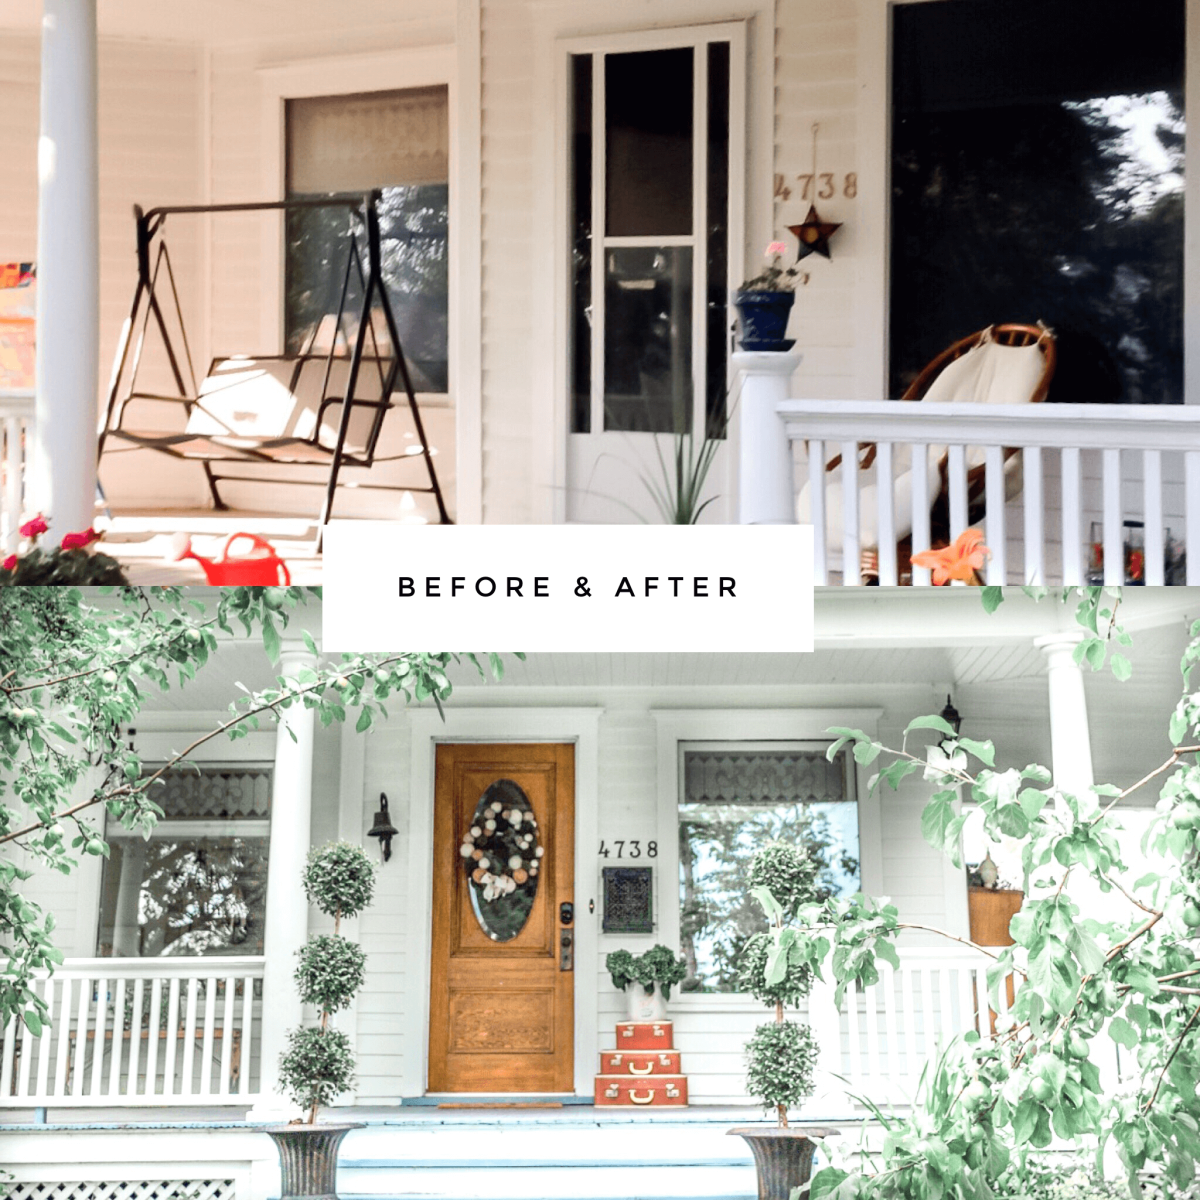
left=98, top=190, right=452, bottom=528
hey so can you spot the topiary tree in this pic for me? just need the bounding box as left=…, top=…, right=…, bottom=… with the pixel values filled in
left=278, top=841, right=376, bottom=1123
left=742, top=841, right=821, bottom=1127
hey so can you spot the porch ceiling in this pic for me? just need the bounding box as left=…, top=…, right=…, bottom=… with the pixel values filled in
left=0, top=0, right=449, bottom=45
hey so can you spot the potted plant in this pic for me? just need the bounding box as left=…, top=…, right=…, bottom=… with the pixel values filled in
left=728, top=842, right=836, bottom=1200
left=605, top=943, right=688, bottom=1022
left=265, top=840, right=376, bottom=1200
left=733, top=242, right=809, bottom=352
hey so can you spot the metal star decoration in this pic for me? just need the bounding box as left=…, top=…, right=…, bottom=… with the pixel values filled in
left=788, top=204, right=841, bottom=261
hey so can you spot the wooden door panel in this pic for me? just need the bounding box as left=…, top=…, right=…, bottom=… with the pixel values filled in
left=429, top=743, right=574, bottom=1093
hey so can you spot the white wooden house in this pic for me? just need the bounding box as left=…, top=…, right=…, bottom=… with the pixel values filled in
left=1, top=587, right=1194, bottom=1198
left=0, top=0, right=1198, bottom=581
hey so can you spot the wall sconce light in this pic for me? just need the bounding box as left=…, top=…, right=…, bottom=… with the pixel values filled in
left=367, top=793, right=398, bottom=863
left=940, top=694, right=963, bottom=743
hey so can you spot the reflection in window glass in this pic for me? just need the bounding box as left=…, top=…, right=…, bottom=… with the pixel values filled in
left=678, top=747, right=860, bottom=993
left=97, top=768, right=271, bottom=957
left=890, top=0, right=1184, bottom=404
left=604, top=246, right=693, bottom=433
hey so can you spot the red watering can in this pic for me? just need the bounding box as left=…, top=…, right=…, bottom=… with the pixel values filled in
left=171, top=532, right=291, bottom=585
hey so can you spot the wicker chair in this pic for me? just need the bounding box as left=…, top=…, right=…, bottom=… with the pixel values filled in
left=798, top=322, right=1056, bottom=582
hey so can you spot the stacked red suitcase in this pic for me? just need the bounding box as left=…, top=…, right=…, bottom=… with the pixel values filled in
left=593, top=1020, right=689, bottom=1106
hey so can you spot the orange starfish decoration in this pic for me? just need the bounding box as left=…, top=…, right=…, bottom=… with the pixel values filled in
left=911, top=528, right=991, bottom=586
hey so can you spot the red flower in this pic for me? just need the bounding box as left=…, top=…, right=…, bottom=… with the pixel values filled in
left=60, top=527, right=101, bottom=551
left=19, top=514, right=47, bottom=539
left=1, top=554, right=15, bottom=571
left=912, top=528, right=991, bottom=586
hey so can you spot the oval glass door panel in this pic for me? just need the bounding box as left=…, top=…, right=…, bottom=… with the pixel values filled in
left=461, top=778, right=542, bottom=942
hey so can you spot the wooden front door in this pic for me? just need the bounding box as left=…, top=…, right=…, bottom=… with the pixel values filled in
left=429, top=743, right=575, bottom=1093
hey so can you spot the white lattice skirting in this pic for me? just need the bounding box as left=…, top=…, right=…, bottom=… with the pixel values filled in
left=10, top=1182, right=235, bottom=1200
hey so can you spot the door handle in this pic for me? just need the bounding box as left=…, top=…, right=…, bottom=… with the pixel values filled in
left=560, top=929, right=573, bottom=971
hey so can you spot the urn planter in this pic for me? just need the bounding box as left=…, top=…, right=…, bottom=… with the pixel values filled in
left=265, top=1123, right=363, bottom=1200
left=624, top=980, right=669, bottom=1022
left=729, top=1126, right=838, bottom=1200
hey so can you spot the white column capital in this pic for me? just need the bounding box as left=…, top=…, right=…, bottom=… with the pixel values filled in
left=731, top=349, right=804, bottom=378
left=277, top=642, right=320, bottom=676
left=1033, top=628, right=1087, bottom=658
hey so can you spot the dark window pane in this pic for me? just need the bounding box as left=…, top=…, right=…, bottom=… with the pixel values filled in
left=890, top=0, right=1184, bottom=404
left=285, top=185, right=449, bottom=393
left=603, top=246, right=692, bottom=432
left=705, top=41, right=730, bottom=436
left=605, top=48, right=694, bottom=237
left=570, top=54, right=593, bottom=434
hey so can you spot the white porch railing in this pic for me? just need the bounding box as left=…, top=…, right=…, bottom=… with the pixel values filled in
left=0, top=388, right=34, bottom=554
left=736, top=362, right=1200, bottom=586
left=1, top=956, right=264, bottom=1107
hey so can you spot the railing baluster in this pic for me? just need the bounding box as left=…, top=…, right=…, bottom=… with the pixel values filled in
left=89, top=976, right=107, bottom=1096
left=920, top=968, right=935, bottom=1061
left=902, top=969, right=918, bottom=1085
left=864, top=983, right=882, bottom=1094
left=1103, top=449, right=1123, bottom=586
left=808, top=440, right=827, bottom=586
left=846, top=981, right=862, bottom=1093
left=138, top=978, right=155, bottom=1097
left=71, top=973, right=90, bottom=1097
left=1060, top=447, right=1084, bottom=586
left=841, top=440, right=860, bottom=584
left=1, top=1015, right=15, bottom=1099
left=984, top=446, right=1006, bottom=584
left=163, top=977, right=181, bottom=1097
left=876, top=442, right=897, bottom=586
left=181, top=977, right=199, bottom=1096
left=882, top=966, right=900, bottom=1083
left=1023, top=448, right=1044, bottom=585
left=1143, top=450, right=1164, bottom=587
left=108, top=977, right=126, bottom=1097
left=51, top=976, right=71, bottom=1097
left=910, top=444, right=931, bottom=586
left=240, top=973, right=255, bottom=1096
left=219, top=976, right=236, bottom=1097
left=3, top=415, right=23, bottom=554
left=1186, top=451, right=1200, bottom=586
left=947, top=445, right=968, bottom=539
left=201, top=977, right=217, bottom=1096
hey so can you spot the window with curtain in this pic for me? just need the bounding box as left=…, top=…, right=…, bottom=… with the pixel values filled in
left=678, top=745, right=860, bottom=993
left=285, top=85, right=449, bottom=393
left=97, top=767, right=272, bottom=958
left=890, top=0, right=1184, bottom=405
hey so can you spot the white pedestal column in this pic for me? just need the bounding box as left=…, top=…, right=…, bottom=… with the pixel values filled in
left=733, top=351, right=802, bottom=524
left=31, top=0, right=100, bottom=537
left=253, top=644, right=318, bottom=1116
left=1034, top=630, right=1095, bottom=795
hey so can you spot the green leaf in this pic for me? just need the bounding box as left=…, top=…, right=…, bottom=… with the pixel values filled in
left=302, top=629, right=318, bottom=657
left=957, top=737, right=995, bottom=767
left=22, top=1010, right=42, bottom=1036
left=852, top=740, right=882, bottom=765
left=1012, top=1096, right=1039, bottom=1144
left=1110, top=653, right=1132, bottom=682
left=905, top=714, right=957, bottom=737
left=750, top=885, right=784, bottom=925
left=1109, top=1016, right=1138, bottom=1049
left=996, top=803, right=1029, bottom=838
left=355, top=707, right=373, bottom=733
left=981, top=586, right=1004, bottom=614
left=262, top=615, right=282, bottom=665
left=1170, top=708, right=1188, bottom=747
left=921, top=795, right=955, bottom=850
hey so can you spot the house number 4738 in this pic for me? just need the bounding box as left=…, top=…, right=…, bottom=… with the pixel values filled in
left=598, top=840, right=657, bottom=859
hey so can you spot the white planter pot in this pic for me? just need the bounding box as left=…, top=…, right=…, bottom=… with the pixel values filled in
left=625, top=981, right=668, bottom=1022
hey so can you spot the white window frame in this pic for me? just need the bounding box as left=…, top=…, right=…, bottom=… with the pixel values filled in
left=256, top=40, right=485, bottom=519
left=566, top=24, right=746, bottom=441
left=652, top=708, right=885, bottom=1010
left=857, top=0, right=1200, bottom=405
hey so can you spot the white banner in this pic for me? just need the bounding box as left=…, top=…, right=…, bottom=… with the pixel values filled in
left=322, top=523, right=814, bottom=652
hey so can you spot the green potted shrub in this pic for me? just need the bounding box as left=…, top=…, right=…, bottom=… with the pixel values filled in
left=605, top=944, right=687, bottom=1022
left=728, top=842, right=836, bottom=1200
left=265, top=841, right=376, bottom=1200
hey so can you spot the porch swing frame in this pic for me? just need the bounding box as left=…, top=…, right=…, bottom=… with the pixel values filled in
left=98, top=190, right=452, bottom=527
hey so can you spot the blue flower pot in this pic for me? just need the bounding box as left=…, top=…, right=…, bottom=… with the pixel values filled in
left=735, top=290, right=795, bottom=352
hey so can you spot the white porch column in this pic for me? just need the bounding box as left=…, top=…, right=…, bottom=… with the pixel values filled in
left=1034, top=630, right=1095, bottom=795
left=110, top=840, right=145, bottom=956
left=733, top=351, right=801, bottom=524
left=254, top=644, right=318, bottom=1114
left=803, top=975, right=852, bottom=1117
left=32, top=0, right=100, bottom=537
